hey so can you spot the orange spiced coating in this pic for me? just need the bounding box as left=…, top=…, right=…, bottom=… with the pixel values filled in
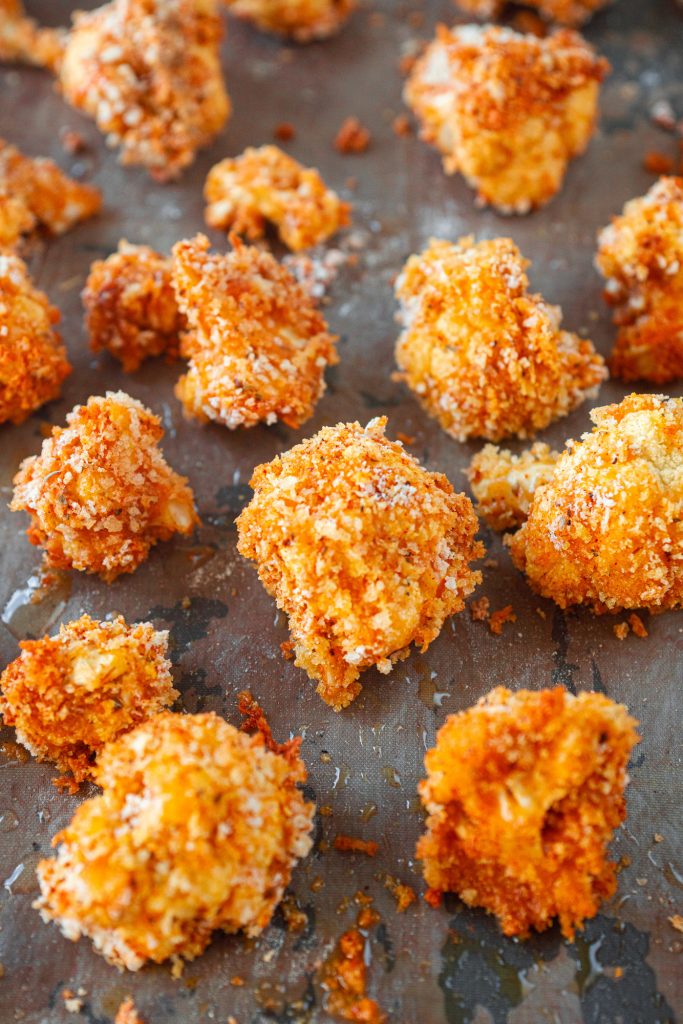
left=0, top=614, right=177, bottom=784
left=83, top=242, right=184, bottom=372
left=11, top=391, right=198, bottom=581
left=237, top=417, right=483, bottom=709
left=395, top=237, right=606, bottom=441
left=453, top=0, right=612, bottom=27
left=467, top=442, right=560, bottom=531
left=172, top=234, right=338, bottom=429
left=418, top=686, right=639, bottom=938
left=223, top=0, right=355, bottom=40
left=0, top=252, right=71, bottom=424
left=596, top=177, right=683, bottom=384
left=404, top=25, right=608, bottom=213
left=35, top=711, right=315, bottom=970
left=508, top=394, right=683, bottom=613
left=204, top=145, right=350, bottom=252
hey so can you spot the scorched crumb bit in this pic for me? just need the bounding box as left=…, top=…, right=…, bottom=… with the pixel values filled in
left=204, top=144, right=350, bottom=252
left=83, top=241, right=184, bottom=372
left=507, top=393, right=683, bottom=613
left=171, top=233, right=338, bottom=430
left=333, top=835, right=379, bottom=856
left=595, top=176, right=683, bottom=383
left=395, top=236, right=606, bottom=441
left=35, top=711, right=315, bottom=970
left=417, top=686, right=640, bottom=938
left=404, top=24, right=608, bottom=213
left=114, top=999, right=145, bottom=1024
left=0, top=252, right=71, bottom=424
left=452, top=0, right=612, bottom=27
left=11, top=391, right=198, bottom=581
left=236, top=416, right=483, bottom=710
left=222, top=0, right=355, bottom=41
left=334, top=116, right=371, bottom=154
left=0, top=614, right=177, bottom=785
left=467, top=442, right=561, bottom=531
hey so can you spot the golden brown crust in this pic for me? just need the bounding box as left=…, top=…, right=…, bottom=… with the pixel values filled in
left=236, top=417, right=483, bottom=709
left=467, top=442, right=560, bottom=530
left=11, top=391, right=198, bottom=581
left=453, top=0, right=612, bottom=27
left=223, top=0, right=355, bottom=41
left=507, top=393, right=683, bottom=612
left=35, top=711, right=315, bottom=969
left=417, top=686, right=639, bottom=938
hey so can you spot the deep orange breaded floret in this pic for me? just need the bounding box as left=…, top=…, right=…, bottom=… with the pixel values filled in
left=404, top=25, right=608, bottom=213
left=508, top=394, right=683, bottom=613
left=83, top=242, right=184, bottom=372
left=395, top=237, right=606, bottom=441
left=223, top=0, right=355, bottom=40
left=467, top=442, right=560, bottom=531
left=236, top=417, right=483, bottom=709
left=0, top=614, right=177, bottom=784
left=172, top=234, right=338, bottom=429
left=11, top=391, right=198, bottom=581
left=0, top=251, right=71, bottom=424
left=417, top=686, right=639, bottom=938
left=35, top=711, right=315, bottom=970
left=453, top=0, right=612, bottom=26
left=204, top=145, right=350, bottom=252
left=596, top=177, right=683, bottom=384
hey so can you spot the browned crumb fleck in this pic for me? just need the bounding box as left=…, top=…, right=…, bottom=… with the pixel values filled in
left=488, top=605, right=517, bottom=635
left=627, top=613, right=648, bottom=638
left=392, top=114, right=412, bottom=137
left=274, top=121, right=296, bottom=141
left=280, top=894, right=308, bottom=933
left=334, top=835, right=379, bottom=856
left=59, top=128, right=86, bottom=155
left=238, top=689, right=303, bottom=767
left=383, top=874, right=417, bottom=912
left=669, top=914, right=683, bottom=933
left=334, top=117, right=371, bottom=154
left=470, top=596, right=491, bottom=622
left=320, top=804, right=333, bottom=817
left=613, top=622, right=630, bottom=640
left=310, top=875, right=325, bottom=892
left=395, top=431, right=416, bottom=445
left=320, top=752, right=332, bottom=764
left=115, top=998, right=145, bottom=1024
left=613, top=966, right=624, bottom=979
left=654, top=833, right=664, bottom=843
left=644, top=151, right=675, bottom=174
left=281, top=640, right=296, bottom=660
left=230, top=976, right=245, bottom=986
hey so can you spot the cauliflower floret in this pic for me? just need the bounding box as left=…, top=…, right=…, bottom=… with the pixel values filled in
left=223, top=0, right=355, bottom=40
left=467, top=442, right=560, bottom=531
left=453, top=0, right=612, bottom=27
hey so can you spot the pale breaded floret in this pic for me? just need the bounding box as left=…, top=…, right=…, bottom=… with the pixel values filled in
left=418, top=686, right=639, bottom=938
left=404, top=25, right=609, bottom=213
left=236, top=417, right=483, bottom=709
left=83, top=242, right=184, bottom=372
left=595, top=177, right=683, bottom=384
left=467, top=442, right=560, bottom=531
left=204, top=145, right=350, bottom=251
left=35, top=711, right=315, bottom=969
left=453, top=0, right=612, bottom=27
left=395, top=237, right=606, bottom=441
left=223, top=0, right=355, bottom=40
left=172, top=234, right=338, bottom=429
left=507, top=393, right=683, bottom=612
left=11, top=391, right=198, bottom=581
left=57, top=0, right=230, bottom=181
left=0, top=251, right=71, bottom=424
left=0, top=0, right=64, bottom=68
left=0, top=614, right=176, bottom=784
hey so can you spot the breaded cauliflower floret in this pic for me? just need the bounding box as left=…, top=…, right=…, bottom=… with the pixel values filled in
left=11, top=391, right=198, bottom=581
left=237, top=417, right=483, bottom=709
left=404, top=25, right=608, bottom=213
left=418, top=686, right=639, bottom=938
left=83, top=242, right=184, bottom=372
left=467, top=443, right=560, bottom=531
left=172, top=234, right=338, bottom=429
left=595, top=177, right=683, bottom=384
left=0, top=252, right=71, bottom=425
left=224, top=0, right=355, bottom=40
left=0, top=0, right=64, bottom=68
left=204, top=145, right=350, bottom=252
left=453, top=0, right=612, bottom=27
left=395, top=237, right=606, bottom=441
left=35, top=711, right=315, bottom=970
left=0, top=614, right=176, bottom=784
left=508, top=393, right=683, bottom=612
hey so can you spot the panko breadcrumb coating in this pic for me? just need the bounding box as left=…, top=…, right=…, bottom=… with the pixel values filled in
left=404, top=25, right=608, bottom=213
left=236, top=417, right=483, bottom=709
left=596, top=177, right=683, bottom=384
left=395, top=237, right=606, bottom=441
left=35, top=711, right=315, bottom=969
left=204, top=145, right=350, bottom=252
left=83, top=242, right=184, bottom=372
left=453, top=0, right=612, bottom=27
left=172, top=234, right=338, bottom=429
left=11, top=391, right=198, bottom=581
left=418, top=686, right=639, bottom=938
left=467, top=443, right=560, bottom=531
left=508, top=393, right=683, bottom=613
left=0, top=0, right=64, bottom=68
left=224, top=0, right=355, bottom=40
left=0, top=614, right=176, bottom=784
left=0, top=252, right=71, bottom=424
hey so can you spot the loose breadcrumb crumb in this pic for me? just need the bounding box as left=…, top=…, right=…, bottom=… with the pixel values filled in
left=613, top=622, right=629, bottom=640
left=627, top=613, right=648, bottom=638
left=0, top=0, right=65, bottom=68
left=467, top=442, right=561, bottom=530
left=669, top=914, right=683, bottom=933
left=333, top=835, right=379, bottom=856
left=470, top=596, right=490, bottom=621
left=115, top=998, right=145, bottom=1024
left=383, top=875, right=416, bottom=912
left=488, top=605, right=517, bottom=635
left=334, top=117, right=371, bottom=154
left=223, top=0, right=355, bottom=41
left=453, top=0, right=613, bottom=27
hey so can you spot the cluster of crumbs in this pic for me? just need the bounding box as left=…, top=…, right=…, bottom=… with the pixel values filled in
left=0, top=0, right=65, bottom=68
left=417, top=686, right=640, bottom=938
left=0, top=614, right=176, bottom=786
left=404, top=25, right=608, bottom=213
left=453, top=0, right=612, bottom=26
left=114, top=999, right=145, bottom=1024
left=596, top=176, right=683, bottom=383
left=236, top=416, right=483, bottom=709
left=395, top=236, right=606, bottom=441
left=35, top=710, right=315, bottom=970
left=11, top=391, right=198, bottom=581
left=319, top=901, right=386, bottom=1023
left=204, top=144, right=350, bottom=251
left=222, top=0, right=355, bottom=41
left=467, top=442, right=561, bottom=530
left=172, top=233, right=338, bottom=429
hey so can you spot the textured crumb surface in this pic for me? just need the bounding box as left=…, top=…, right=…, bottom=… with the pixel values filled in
left=418, top=686, right=640, bottom=938
left=467, top=442, right=561, bottom=530
left=237, top=417, right=483, bottom=709
left=453, top=0, right=612, bottom=26
left=35, top=711, right=315, bottom=970
left=223, top=0, right=355, bottom=40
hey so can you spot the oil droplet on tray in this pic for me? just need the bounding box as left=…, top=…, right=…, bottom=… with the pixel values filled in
left=2, top=570, right=71, bottom=641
